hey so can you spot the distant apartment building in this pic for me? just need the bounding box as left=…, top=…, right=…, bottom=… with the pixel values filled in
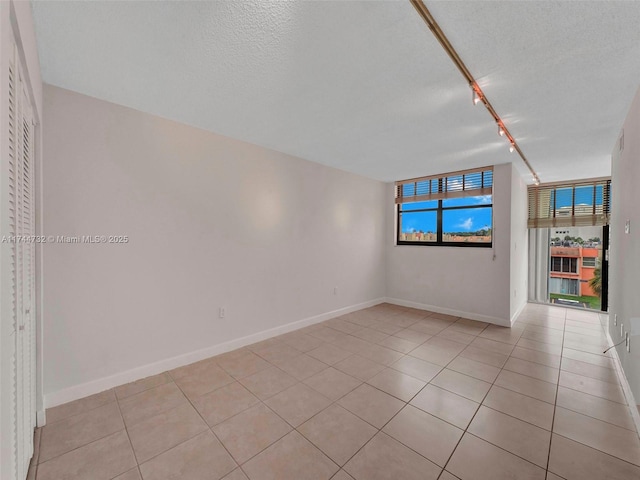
left=549, top=245, right=600, bottom=297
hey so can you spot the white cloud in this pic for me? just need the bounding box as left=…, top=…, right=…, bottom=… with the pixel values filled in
left=476, top=195, right=492, bottom=204
left=458, top=218, right=473, bottom=230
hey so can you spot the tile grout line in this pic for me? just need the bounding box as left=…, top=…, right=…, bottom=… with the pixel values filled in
left=172, top=353, right=362, bottom=478
left=170, top=375, right=252, bottom=479
left=36, top=399, right=128, bottom=469
left=337, top=321, right=492, bottom=479
left=544, top=310, right=567, bottom=480
left=293, top=315, right=472, bottom=478
left=435, top=323, right=531, bottom=478
left=113, top=392, right=142, bottom=473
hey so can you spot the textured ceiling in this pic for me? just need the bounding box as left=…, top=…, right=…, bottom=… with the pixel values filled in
left=32, top=1, right=640, bottom=183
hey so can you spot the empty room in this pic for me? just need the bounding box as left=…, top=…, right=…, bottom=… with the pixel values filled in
left=2, top=1, right=640, bottom=479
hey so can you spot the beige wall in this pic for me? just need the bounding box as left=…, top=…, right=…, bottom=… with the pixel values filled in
left=42, top=85, right=387, bottom=406
left=610, top=83, right=640, bottom=407
left=385, top=163, right=528, bottom=326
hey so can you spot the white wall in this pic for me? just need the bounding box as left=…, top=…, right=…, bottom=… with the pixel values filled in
left=509, top=165, right=528, bottom=322
left=1, top=0, right=44, bottom=476
left=42, top=85, right=387, bottom=406
left=385, top=163, right=526, bottom=326
left=610, top=83, right=640, bottom=408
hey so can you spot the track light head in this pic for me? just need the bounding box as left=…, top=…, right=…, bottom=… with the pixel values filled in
left=509, top=143, right=515, bottom=153
left=471, top=83, right=482, bottom=106
left=498, top=124, right=505, bottom=136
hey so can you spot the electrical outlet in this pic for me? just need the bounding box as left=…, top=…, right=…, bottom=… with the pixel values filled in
left=625, top=220, right=631, bottom=234
left=219, top=307, right=226, bottom=319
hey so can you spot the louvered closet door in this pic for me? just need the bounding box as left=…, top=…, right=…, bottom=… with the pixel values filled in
left=8, top=39, right=37, bottom=480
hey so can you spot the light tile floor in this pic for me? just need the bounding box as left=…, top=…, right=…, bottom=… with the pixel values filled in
left=29, top=303, right=640, bottom=480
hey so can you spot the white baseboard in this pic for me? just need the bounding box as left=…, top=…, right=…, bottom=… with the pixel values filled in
left=510, top=300, right=527, bottom=326
left=605, top=328, right=640, bottom=439
left=36, top=409, right=46, bottom=427
left=44, top=297, right=386, bottom=411
left=384, top=297, right=510, bottom=327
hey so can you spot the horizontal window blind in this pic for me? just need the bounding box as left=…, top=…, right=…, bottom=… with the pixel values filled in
left=528, top=178, right=611, bottom=228
left=395, top=166, right=493, bottom=204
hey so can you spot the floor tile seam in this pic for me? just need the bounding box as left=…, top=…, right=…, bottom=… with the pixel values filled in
left=35, top=427, right=129, bottom=469
left=173, top=376, right=238, bottom=402
left=560, top=352, right=616, bottom=371
left=558, top=367, right=622, bottom=386
left=552, top=404, right=640, bottom=439
left=478, top=403, right=553, bottom=433
left=544, top=320, right=567, bottom=473
left=316, top=348, right=462, bottom=473
left=500, top=364, right=560, bottom=386
left=38, top=401, right=128, bottom=466
left=198, top=374, right=342, bottom=472
left=293, top=404, right=380, bottom=469
left=170, top=374, right=243, bottom=474
left=115, top=376, right=174, bottom=402
left=114, top=391, right=147, bottom=469
left=433, top=333, right=517, bottom=476
left=362, top=376, right=425, bottom=404
left=552, top=401, right=638, bottom=433
left=549, top=432, right=640, bottom=470
left=462, top=431, right=550, bottom=471
left=43, top=394, right=118, bottom=427
left=555, top=382, right=627, bottom=405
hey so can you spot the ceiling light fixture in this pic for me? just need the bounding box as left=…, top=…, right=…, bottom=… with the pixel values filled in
left=410, top=0, right=541, bottom=185
left=472, top=86, right=482, bottom=105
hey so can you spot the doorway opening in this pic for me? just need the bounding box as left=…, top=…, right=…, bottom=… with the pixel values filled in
left=547, top=226, right=608, bottom=311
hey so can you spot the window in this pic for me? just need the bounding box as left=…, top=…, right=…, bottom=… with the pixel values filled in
left=549, top=278, right=579, bottom=296
left=550, top=256, right=577, bottom=273
left=528, top=178, right=611, bottom=228
left=582, top=257, right=597, bottom=267
left=396, top=167, right=493, bottom=247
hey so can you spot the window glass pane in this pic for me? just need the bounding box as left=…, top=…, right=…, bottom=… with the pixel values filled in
left=583, top=257, right=597, bottom=267
left=574, top=185, right=594, bottom=215
left=398, top=211, right=437, bottom=242
left=559, top=257, right=577, bottom=273
left=442, top=207, right=492, bottom=243
left=551, top=257, right=561, bottom=272
left=401, top=200, right=438, bottom=211
left=442, top=195, right=492, bottom=208
left=555, top=187, right=573, bottom=217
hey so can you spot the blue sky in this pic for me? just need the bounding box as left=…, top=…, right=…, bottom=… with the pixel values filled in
left=401, top=196, right=492, bottom=234
left=554, top=185, right=604, bottom=209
